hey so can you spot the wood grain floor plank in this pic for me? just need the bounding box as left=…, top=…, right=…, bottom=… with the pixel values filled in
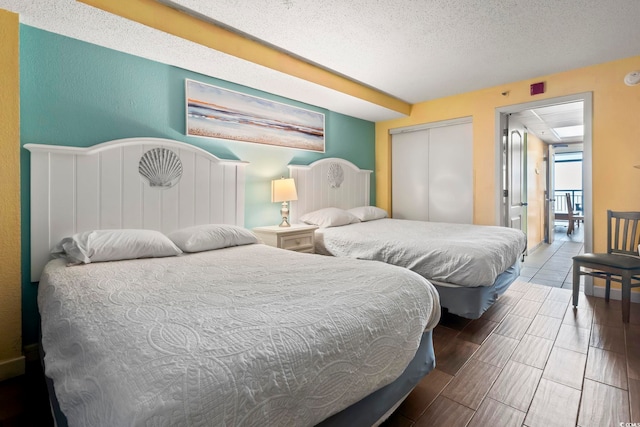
left=487, top=360, right=542, bottom=411
left=498, top=289, right=525, bottom=306
left=555, top=323, right=590, bottom=354
left=507, top=280, right=531, bottom=293
left=628, top=354, right=640, bottom=381
left=626, top=324, right=640, bottom=352
left=542, top=346, right=587, bottom=390
left=456, top=318, right=499, bottom=345
left=398, top=369, right=453, bottom=421
left=538, top=299, right=569, bottom=319
left=441, top=359, right=501, bottom=410
left=590, top=323, right=626, bottom=354
left=526, top=314, right=563, bottom=340
left=467, top=397, right=525, bottom=427
left=511, top=299, right=543, bottom=319
left=413, top=396, right=474, bottom=427
left=509, top=334, right=554, bottom=369
left=577, top=379, right=630, bottom=426
left=472, top=333, right=519, bottom=368
left=627, top=324, right=640, bottom=381
left=522, top=285, right=551, bottom=302
left=481, top=301, right=513, bottom=323
left=523, top=378, right=581, bottom=427
left=585, top=346, right=628, bottom=390
left=431, top=326, right=459, bottom=355
left=593, top=303, right=624, bottom=327
left=435, top=338, right=480, bottom=376
left=629, top=378, right=640, bottom=422
left=563, top=305, right=594, bottom=329
left=547, top=287, right=572, bottom=303
left=493, top=314, right=533, bottom=340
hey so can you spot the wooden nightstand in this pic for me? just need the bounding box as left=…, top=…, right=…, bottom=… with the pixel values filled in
left=252, top=224, right=319, bottom=253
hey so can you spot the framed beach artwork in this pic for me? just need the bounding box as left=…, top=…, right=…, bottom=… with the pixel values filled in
left=185, top=79, right=325, bottom=152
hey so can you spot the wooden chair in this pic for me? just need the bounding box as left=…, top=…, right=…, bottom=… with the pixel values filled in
left=572, top=210, right=640, bottom=322
left=565, top=192, right=584, bottom=235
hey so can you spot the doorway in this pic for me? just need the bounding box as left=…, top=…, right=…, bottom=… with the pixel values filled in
left=495, top=92, right=593, bottom=295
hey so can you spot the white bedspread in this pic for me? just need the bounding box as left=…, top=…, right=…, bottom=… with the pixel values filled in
left=315, top=218, right=527, bottom=287
left=39, top=244, right=440, bottom=427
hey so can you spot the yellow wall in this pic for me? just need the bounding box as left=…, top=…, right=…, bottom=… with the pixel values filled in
left=526, top=133, right=546, bottom=251
left=376, top=55, right=640, bottom=255
left=0, top=8, right=23, bottom=379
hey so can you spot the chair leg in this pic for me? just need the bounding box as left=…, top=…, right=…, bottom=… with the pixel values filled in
left=605, top=275, right=611, bottom=302
left=572, top=261, right=580, bottom=307
left=622, top=274, right=631, bottom=323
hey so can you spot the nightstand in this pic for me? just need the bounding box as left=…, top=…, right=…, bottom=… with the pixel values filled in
left=252, top=224, right=319, bottom=253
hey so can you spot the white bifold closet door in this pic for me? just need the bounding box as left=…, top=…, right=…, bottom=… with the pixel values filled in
left=391, top=120, right=473, bottom=223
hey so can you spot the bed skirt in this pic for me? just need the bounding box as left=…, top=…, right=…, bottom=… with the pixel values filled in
left=433, top=261, right=521, bottom=319
left=42, top=330, right=435, bottom=427
left=317, top=329, right=435, bottom=426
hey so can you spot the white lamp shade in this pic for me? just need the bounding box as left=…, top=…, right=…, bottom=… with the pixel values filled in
left=271, top=178, right=298, bottom=202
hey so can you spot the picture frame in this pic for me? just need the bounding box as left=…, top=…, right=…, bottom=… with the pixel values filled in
left=185, top=79, right=325, bottom=152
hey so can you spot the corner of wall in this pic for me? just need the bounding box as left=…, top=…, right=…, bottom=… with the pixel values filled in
left=0, top=8, right=24, bottom=378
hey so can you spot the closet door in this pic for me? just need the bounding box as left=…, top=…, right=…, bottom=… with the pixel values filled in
left=391, top=120, right=473, bottom=223
left=428, top=123, right=473, bottom=223
left=391, top=129, right=429, bottom=220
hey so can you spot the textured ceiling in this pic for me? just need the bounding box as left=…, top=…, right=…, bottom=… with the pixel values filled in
left=2, top=0, right=640, bottom=122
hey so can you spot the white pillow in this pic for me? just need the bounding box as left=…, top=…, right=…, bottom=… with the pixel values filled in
left=348, top=206, right=388, bottom=222
left=51, top=229, right=182, bottom=265
left=168, top=224, right=258, bottom=253
left=299, top=207, right=360, bottom=228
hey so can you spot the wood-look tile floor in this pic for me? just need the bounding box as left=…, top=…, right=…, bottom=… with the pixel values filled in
left=383, top=282, right=640, bottom=427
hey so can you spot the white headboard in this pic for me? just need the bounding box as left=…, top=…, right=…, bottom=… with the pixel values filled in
left=288, top=158, right=372, bottom=223
left=26, top=137, right=248, bottom=281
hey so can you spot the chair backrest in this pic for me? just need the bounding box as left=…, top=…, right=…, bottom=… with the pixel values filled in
left=607, top=210, right=640, bottom=256
left=566, top=193, right=574, bottom=220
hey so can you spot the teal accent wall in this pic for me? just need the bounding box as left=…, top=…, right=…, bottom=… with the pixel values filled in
left=19, top=26, right=375, bottom=345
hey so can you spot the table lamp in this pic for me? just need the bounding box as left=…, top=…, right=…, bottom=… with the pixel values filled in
left=271, top=178, right=298, bottom=227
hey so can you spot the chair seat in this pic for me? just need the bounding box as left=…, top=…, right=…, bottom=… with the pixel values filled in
left=573, top=253, right=640, bottom=270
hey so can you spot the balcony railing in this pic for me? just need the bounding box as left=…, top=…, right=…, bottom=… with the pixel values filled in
left=554, top=189, right=583, bottom=213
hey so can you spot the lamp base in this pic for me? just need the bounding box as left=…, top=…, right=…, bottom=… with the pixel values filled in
left=279, top=201, right=291, bottom=227
left=279, top=218, right=291, bottom=227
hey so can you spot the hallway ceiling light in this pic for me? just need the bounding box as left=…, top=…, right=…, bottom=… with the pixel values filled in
left=552, top=125, right=584, bottom=139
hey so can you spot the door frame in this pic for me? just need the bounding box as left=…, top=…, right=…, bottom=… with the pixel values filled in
left=494, top=92, right=593, bottom=295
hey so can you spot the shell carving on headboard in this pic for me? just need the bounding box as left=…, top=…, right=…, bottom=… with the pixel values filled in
left=327, top=163, right=344, bottom=188
left=138, top=147, right=183, bottom=188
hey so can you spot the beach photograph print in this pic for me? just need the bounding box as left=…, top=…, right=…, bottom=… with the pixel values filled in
left=186, top=79, right=325, bottom=152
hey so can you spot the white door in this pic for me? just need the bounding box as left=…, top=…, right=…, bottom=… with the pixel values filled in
left=504, top=115, right=528, bottom=239
left=545, top=144, right=556, bottom=244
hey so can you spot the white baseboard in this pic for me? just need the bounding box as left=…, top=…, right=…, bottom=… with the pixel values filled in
left=592, top=286, right=640, bottom=303
left=0, top=355, right=25, bottom=381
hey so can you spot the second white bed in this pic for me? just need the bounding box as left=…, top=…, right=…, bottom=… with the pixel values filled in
left=314, top=218, right=526, bottom=287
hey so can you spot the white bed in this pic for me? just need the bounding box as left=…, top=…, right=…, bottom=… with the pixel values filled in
left=289, top=158, right=527, bottom=319
left=27, top=138, right=441, bottom=427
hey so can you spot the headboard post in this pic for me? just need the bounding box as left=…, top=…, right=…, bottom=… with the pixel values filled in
left=288, top=158, right=372, bottom=223
left=26, top=137, right=248, bottom=281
